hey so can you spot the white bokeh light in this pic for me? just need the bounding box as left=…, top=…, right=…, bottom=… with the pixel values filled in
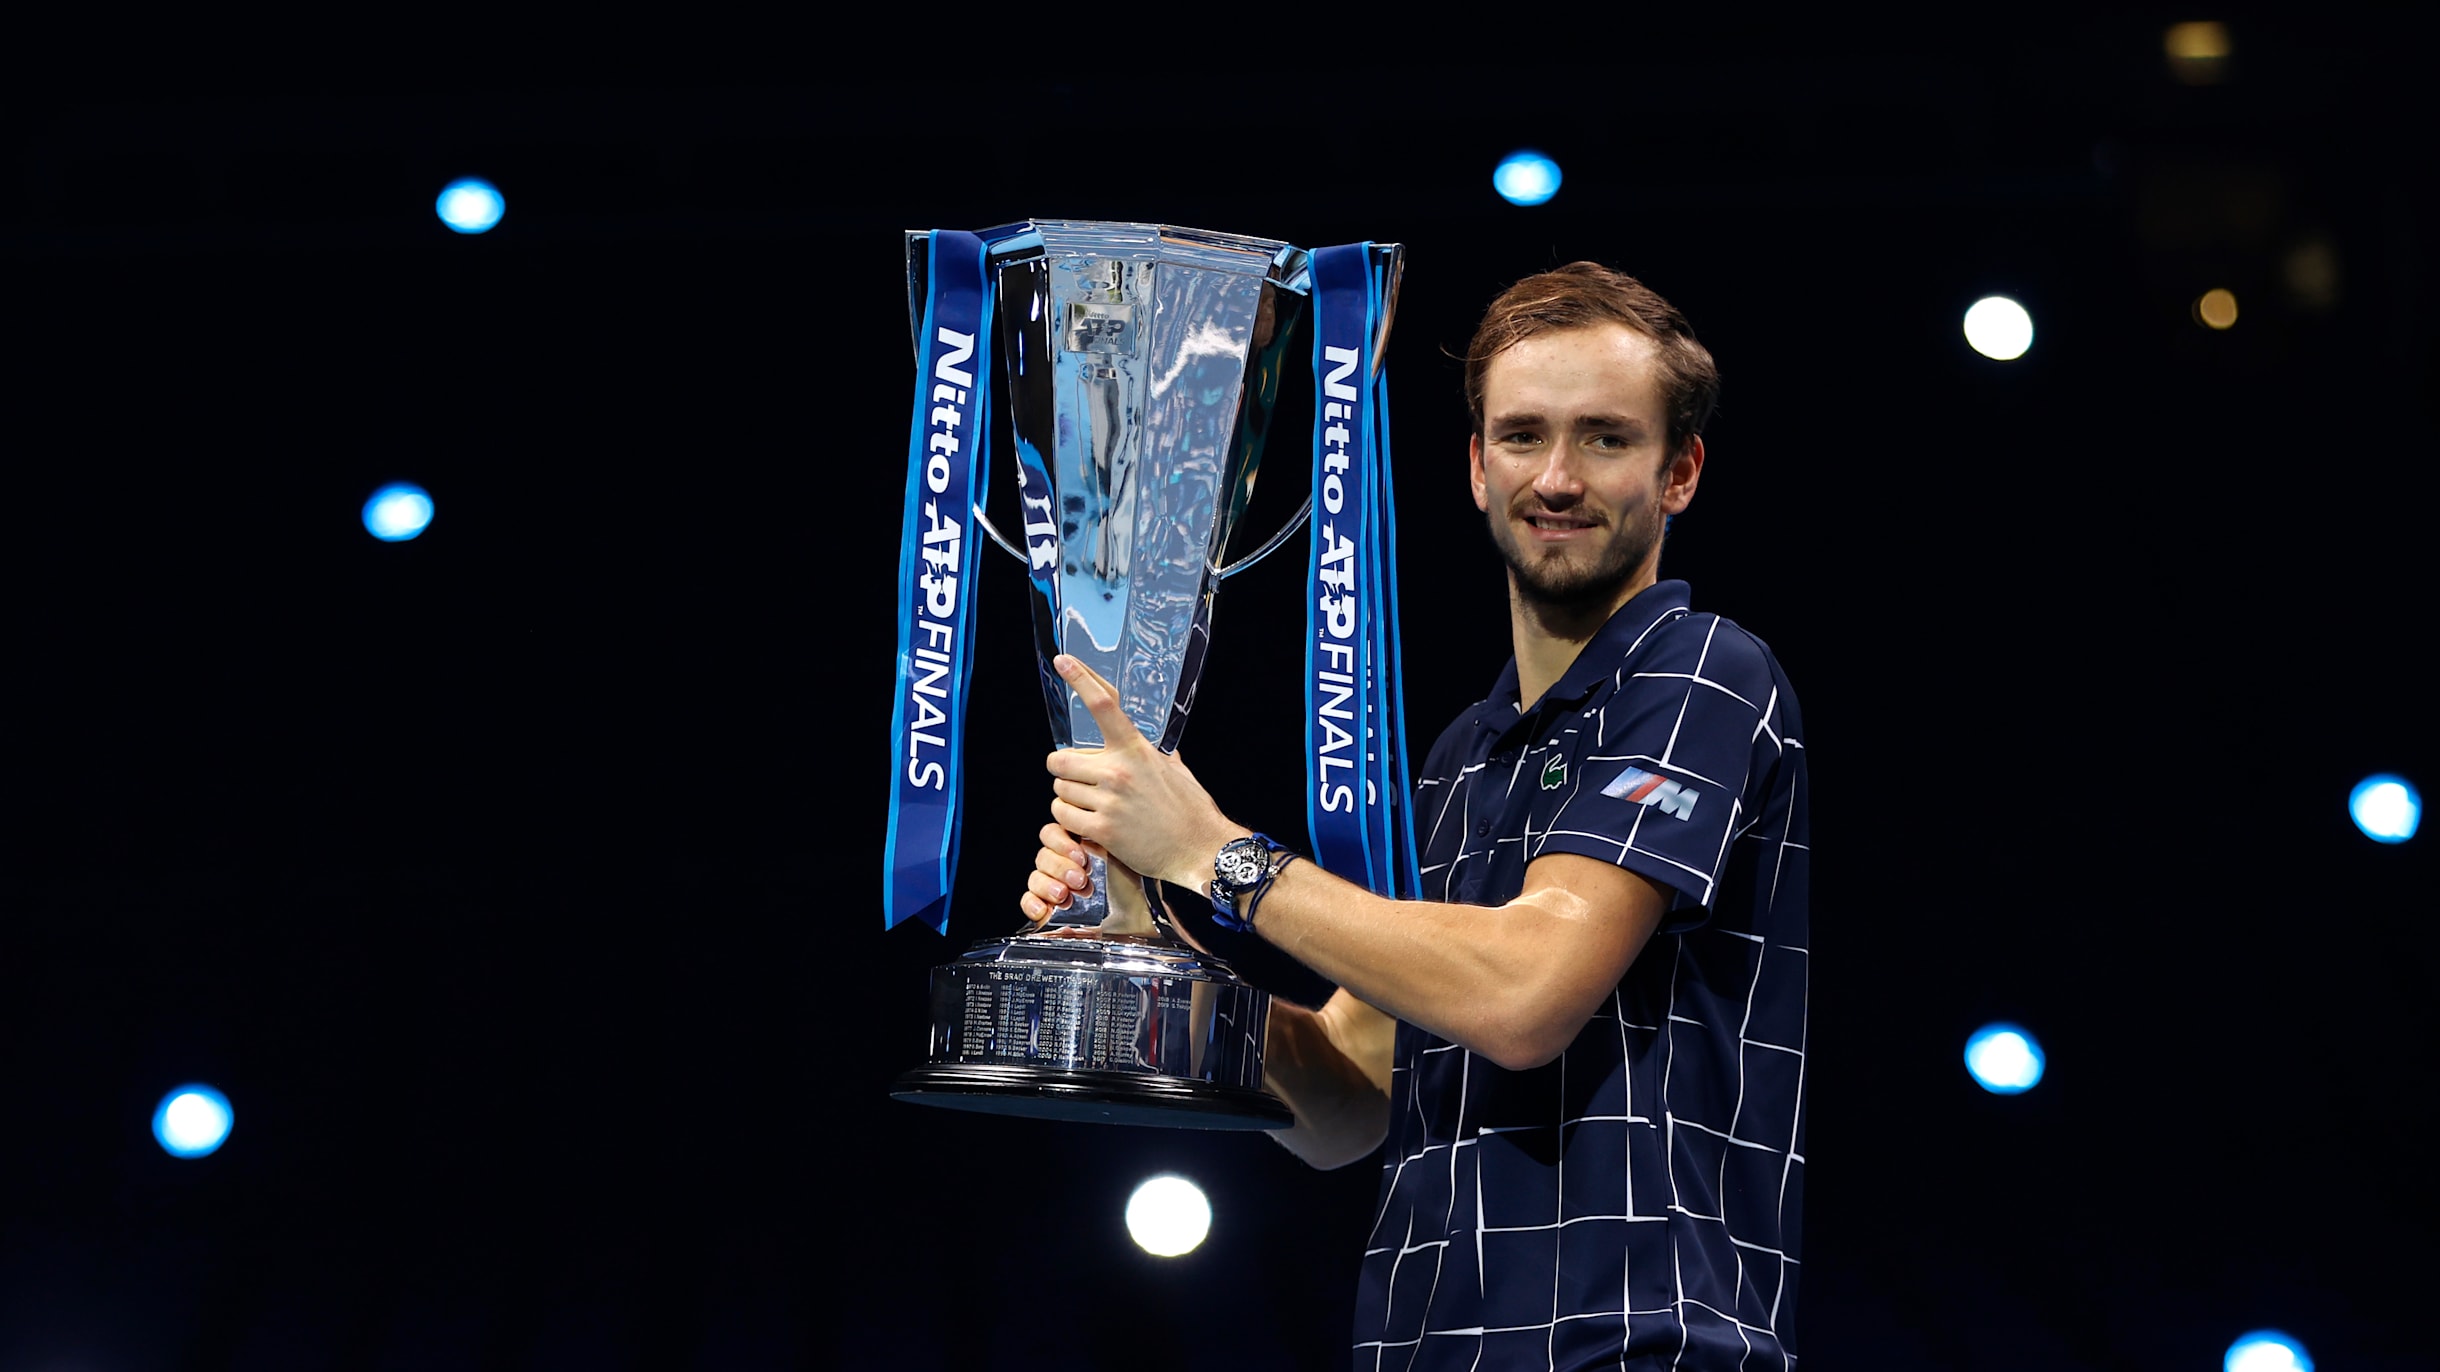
left=2348, top=773, right=2420, bottom=843
left=1964, top=1022, right=2044, bottom=1094
left=435, top=177, right=506, bottom=234
left=1963, top=295, right=2034, bottom=361
left=153, top=1084, right=234, bottom=1158
left=362, top=482, right=435, bottom=542
left=1492, top=151, right=1563, bottom=207
left=2225, top=1329, right=2313, bottom=1372
left=1124, top=1174, right=1212, bottom=1257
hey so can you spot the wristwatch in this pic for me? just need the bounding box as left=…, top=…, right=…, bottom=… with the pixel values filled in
left=1209, top=832, right=1296, bottom=932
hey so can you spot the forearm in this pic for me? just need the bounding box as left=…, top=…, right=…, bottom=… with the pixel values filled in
left=1257, top=867, right=1528, bottom=1059
left=1262, top=991, right=1391, bottom=1170
left=1235, top=858, right=1655, bottom=1071
left=1150, top=831, right=1499, bottom=1034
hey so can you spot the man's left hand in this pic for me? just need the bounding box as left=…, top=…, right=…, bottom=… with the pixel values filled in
left=1044, top=654, right=1242, bottom=891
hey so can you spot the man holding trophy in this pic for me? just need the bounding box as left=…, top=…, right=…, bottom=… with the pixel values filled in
left=1020, top=262, right=1811, bottom=1371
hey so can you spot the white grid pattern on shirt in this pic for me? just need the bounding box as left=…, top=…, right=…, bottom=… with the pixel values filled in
left=1356, top=598, right=1808, bottom=1371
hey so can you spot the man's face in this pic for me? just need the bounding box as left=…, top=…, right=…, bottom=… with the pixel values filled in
left=1470, top=323, right=1702, bottom=615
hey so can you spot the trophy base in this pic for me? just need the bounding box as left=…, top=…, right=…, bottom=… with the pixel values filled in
left=897, top=928, right=1292, bottom=1131
left=891, top=1063, right=1292, bottom=1129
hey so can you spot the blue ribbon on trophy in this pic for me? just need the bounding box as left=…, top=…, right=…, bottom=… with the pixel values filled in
left=886, top=226, right=1011, bottom=935
left=1305, top=243, right=1421, bottom=901
left=886, top=227, right=1417, bottom=933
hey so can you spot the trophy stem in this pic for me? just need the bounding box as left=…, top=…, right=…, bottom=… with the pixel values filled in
left=1036, top=853, right=1182, bottom=943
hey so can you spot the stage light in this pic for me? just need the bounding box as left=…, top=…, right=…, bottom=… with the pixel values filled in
left=1963, top=296, right=2034, bottom=361
left=2166, top=21, right=2233, bottom=85
left=435, top=177, right=506, bottom=234
left=362, top=482, right=435, bottom=542
left=2348, top=774, right=2420, bottom=843
left=2165, top=20, right=2232, bottom=60
left=2225, top=1329, right=2312, bottom=1372
left=1492, top=151, right=1562, bottom=207
left=1964, top=1022, right=2044, bottom=1094
left=153, top=1084, right=233, bottom=1158
left=2195, top=288, right=2240, bottom=329
left=1124, top=1174, right=1212, bottom=1257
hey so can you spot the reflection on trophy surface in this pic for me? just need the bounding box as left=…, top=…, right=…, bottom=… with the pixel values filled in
left=891, top=220, right=1365, bottom=1127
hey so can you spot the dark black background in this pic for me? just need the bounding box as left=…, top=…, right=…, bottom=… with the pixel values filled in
left=4, top=17, right=2432, bottom=1370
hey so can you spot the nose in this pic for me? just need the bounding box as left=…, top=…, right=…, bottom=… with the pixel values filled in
left=1531, top=439, right=1586, bottom=502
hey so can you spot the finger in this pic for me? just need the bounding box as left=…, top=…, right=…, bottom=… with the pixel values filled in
left=1027, top=870, right=1074, bottom=903
left=1027, top=871, right=1077, bottom=909
left=1019, top=891, right=1051, bottom=923
left=1034, top=847, right=1091, bottom=892
left=1052, top=655, right=1148, bottom=748
left=1045, top=748, right=1106, bottom=781
left=1049, top=795, right=1100, bottom=843
left=1051, top=777, right=1104, bottom=814
left=1038, top=823, right=1091, bottom=868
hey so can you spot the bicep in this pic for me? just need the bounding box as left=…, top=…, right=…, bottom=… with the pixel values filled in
left=1506, top=853, right=1671, bottom=1032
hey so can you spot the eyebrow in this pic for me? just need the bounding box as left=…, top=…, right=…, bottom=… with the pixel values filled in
left=1487, top=411, right=1653, bottom=435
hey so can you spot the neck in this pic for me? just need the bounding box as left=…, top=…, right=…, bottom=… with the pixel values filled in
left=1508, top=568, right=1656, bottom=708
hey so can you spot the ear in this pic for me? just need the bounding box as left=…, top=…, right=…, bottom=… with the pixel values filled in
left=1660, top=435, right=1705, bottom=516
left=1470, top=432, right=1489, bottom=512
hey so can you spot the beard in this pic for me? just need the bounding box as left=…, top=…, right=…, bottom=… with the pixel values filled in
left=1488, top=495, right=1664, bottom=618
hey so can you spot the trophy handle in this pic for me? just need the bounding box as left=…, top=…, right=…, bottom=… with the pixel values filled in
left=971, top=494, right=1313, bottom=583
left=970, top=502, right=1031, bottom=567
left=1212, top=494, right=1313, bottom=582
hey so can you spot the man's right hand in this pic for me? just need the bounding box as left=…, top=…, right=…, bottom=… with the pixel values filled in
left=1018, top=823, right=1096, bottom=925
left=1263, top=989, right=1395, bottom=1167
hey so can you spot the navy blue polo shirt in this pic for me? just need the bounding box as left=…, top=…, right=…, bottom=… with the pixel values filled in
left=1351, top=580, right=1810, bottom=1371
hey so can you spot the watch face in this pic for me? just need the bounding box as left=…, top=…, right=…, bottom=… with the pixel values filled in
left=1218, top=846, right=1264, bottom=885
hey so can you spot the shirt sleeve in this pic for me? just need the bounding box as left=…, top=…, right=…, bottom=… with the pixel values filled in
left=1529, top=615, right=1780, bottom=925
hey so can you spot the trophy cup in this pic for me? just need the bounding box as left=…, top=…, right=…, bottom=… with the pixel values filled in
left=888, top=220, right=1402, bottom=1128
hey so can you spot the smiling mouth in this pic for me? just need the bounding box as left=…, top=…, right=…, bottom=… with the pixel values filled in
left=1522, top=510, right=1601, bottom=534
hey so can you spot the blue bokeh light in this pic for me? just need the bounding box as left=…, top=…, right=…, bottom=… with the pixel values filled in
left=435, top=177, right=506, bottom=234
left=362, top=482, right=435, bottom=542
left=2348, top=773, right=2420, bottom=843
left=2225, top=1329, right=2313, bottom=1372
left=152, top=1084, right=234, bottom=1158
left=1964, top=1022, right=2045, bottom=1094
left=1492, top=151, right=1563, bottom=207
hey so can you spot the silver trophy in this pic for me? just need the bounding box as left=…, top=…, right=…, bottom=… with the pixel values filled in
left=892, top=220, right=1396, bottom=1127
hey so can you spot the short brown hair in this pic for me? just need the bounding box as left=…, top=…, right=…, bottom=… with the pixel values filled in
left=1463, top=262, right=1719, bottom=456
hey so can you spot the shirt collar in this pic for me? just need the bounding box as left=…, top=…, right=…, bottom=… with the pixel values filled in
left=1479, top=579, right=1695, bottom=728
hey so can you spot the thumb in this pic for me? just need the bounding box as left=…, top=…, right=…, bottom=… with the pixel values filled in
left=1053, top=654, right=1146, bottom=748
